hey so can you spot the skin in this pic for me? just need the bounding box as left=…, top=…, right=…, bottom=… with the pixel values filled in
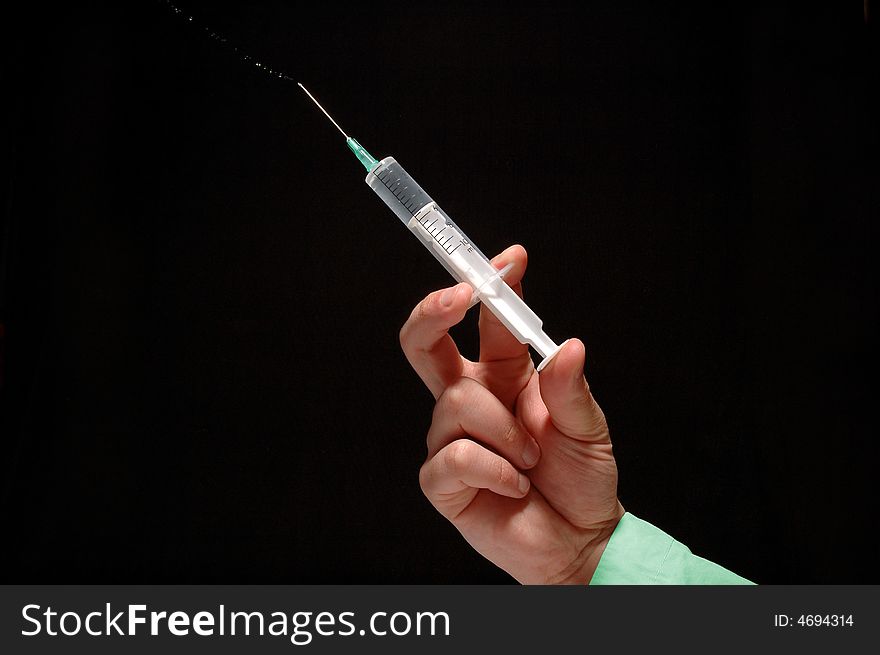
left=400, top=244, right=625, bottom=584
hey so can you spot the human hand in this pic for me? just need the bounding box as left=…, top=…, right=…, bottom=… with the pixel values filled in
left=400, top=245, right=624, bottom=584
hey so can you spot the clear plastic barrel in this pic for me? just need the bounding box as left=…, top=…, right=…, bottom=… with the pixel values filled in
left=366, top=157, right=561, bottom=368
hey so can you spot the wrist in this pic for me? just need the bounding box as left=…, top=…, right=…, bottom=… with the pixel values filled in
left=548, top=501, right=625, bottom=585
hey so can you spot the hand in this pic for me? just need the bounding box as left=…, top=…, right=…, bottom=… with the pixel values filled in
left=400, top=245, right=624, bottom=584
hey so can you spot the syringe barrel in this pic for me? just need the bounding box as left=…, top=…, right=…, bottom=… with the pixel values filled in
left=365, top=157, right=434, bottom=226
left=365, top=157, right=562, bottom=368
left=366, top=157, right=490, bottom=284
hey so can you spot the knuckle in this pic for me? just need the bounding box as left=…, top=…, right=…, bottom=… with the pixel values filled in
left=436, top=378, right=472, bottom=416
left=500, top=419, right=519, bottom=446
left=444, top=440, right=473, bottom=474
left=495, top=457, right=512, bottom=488
left=398, top=322, right=411, bottom=350
left=418, top=461, right=432, bottom=492
left=398, top=294, right=435, bottom=350
left=415, top=292, right=440, bottom=323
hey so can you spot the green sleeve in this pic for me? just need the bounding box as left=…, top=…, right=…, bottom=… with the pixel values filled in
left=589, top=512, right=754, bottom=585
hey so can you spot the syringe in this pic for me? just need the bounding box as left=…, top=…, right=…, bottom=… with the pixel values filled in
left=299, top=84, right=564, bottom=371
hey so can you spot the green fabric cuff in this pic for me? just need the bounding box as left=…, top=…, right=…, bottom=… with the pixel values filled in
left=589, top=512, right=754, bottom=585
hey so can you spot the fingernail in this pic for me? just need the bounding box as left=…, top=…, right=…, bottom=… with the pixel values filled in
left=440, top=286, right=457, bottom=306
left=518, top=474, right=530, bottom=495
left=522, top=438, right=540, bottom=467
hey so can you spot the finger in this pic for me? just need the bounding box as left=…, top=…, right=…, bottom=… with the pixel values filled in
left=399, top=282, right=473, bottom=399
left=419, top=439, right=531, bottom=512
left=478, top=245, right=531, bottom=363
left=427, top=377, right=541, bottom=469
left=537, top=338, right=609, bottom=443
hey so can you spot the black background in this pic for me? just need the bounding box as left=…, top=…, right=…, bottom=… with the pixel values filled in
left=1, top=1, right=877, bottom=583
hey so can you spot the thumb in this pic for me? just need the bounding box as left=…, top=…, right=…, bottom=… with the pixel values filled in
left=538, top=339, right=609, bottom=442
